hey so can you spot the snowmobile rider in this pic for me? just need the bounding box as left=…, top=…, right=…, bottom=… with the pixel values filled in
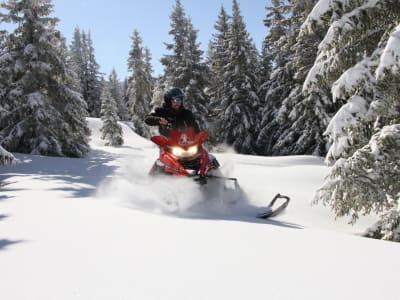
left=144, top=87, right=200, bottom=136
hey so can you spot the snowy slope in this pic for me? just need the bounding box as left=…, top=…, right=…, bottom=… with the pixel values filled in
left=0, top=118, right=399, bottom=300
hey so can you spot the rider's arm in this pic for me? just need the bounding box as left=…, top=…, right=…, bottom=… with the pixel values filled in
left=144, top=108, right=168, bottom=126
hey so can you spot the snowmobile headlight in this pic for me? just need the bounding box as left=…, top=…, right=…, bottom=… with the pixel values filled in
left=170, top=145, right=198, bottom=158
left=171, top=146, right=185, bottom=157
left=187, top=145, right=198, bottom=156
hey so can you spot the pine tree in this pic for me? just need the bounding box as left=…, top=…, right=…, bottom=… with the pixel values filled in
left=312, top=1, right=400, bottom=241
left=259, top=0, right=323, bottom=156
left=220, top=0, right=260, bottom=153
left=161, top=0, right=187, bottom=88
left=161, top=0, right=209, bottom=131
left=109, top=69, right=129, bottom=121
left=206, top=5, right=231, bottom=145
left=68, top=27, right=84, bottom=93
left=0, top=0, right=90, bottom=157
left=256, top=0, right=298, bottom=155
left=68, top=28, right=102, bottom=117
left=126, top=30, right=153, bottom=137
left=100, top=80, right=123, bottom=147
left=150, top=78, right=166, bottom=109
left=83, top=32, right=102, bottom=117
left=182, top=18, right=209, bottom=129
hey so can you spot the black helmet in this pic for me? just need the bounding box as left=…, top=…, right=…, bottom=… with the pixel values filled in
left=164, top=87, right=185, bottom=105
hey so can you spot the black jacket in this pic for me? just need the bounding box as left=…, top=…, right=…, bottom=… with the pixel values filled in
left=144, top=104, right=200, bottom=136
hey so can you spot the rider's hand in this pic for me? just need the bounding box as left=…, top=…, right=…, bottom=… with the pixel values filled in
left=159, top=118, right=168, bottom=126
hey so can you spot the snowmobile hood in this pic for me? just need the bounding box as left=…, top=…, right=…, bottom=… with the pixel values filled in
left=151, top=128, right=208, bottom=149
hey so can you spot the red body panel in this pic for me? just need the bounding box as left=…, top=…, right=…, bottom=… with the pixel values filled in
left=150, top=128, right=212, bottom=177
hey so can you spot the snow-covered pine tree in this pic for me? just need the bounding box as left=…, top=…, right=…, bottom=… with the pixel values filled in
left=258, top=0, right=289, bottom=103
left=256, top=0, right=296, bottom=155
left=0, top=0, right=90, bottom=157
left=68, top=27, right=85, bottom=93
left=100, top=80, right=123, bottom=147
left=298, top=0, right=399, bottom=156
left=122, top=77, right=131, bottom=117
left=220, top=0, right=260, bottom=154
left=109, top=69, right=129, bottom=121
left=314, top=2, right=400, bottom=241
left=68, top=28, right=102, bottom=117
left=150, top=78, right=166, bottom=109
left=83, top=31, right=102, bottom=117
left=181, top=18, right=209, bottom=130
left=0, top=21, right=14, bottom=165
left=161, top=0, right=209, bottom=131
left=161, top=0, right=187, bottom=88
left=126, top=30, right=153, bottom=137
left=206, top=5, right=231, bottom=145
left=257, top=0, right=323, bottom=156
left=309, top=0, right=400, bottom=163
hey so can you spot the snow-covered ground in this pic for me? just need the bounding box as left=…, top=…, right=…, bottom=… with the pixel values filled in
left=1, top=118, right=399, bottom=300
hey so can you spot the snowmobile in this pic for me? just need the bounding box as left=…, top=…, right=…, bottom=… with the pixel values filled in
left=149, top=127, right=290, bottom=219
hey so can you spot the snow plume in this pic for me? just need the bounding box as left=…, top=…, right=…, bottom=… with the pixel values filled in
left=96, top=154, right=249, bottom=218
left=96, top=152, right=256, bottom=220
left=97, top=158, right=203, bottom=214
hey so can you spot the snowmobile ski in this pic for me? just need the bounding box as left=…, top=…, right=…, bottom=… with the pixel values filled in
left=257, top=193, right=290, bottom=219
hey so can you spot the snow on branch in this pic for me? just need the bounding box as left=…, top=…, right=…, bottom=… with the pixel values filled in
left=331, top=50, right=380, bottom=102
left=0, top=145, right=15, bottom=165
left=324, top=95, right=369, bottom=163
left=375, top=24, right=400, bottom=80
left=300, top=0, right=353, bottom=35
left=303, top=0, right=380, bottom=91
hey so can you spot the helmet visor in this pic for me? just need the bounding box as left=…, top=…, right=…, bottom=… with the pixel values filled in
left=171, top=96, right=183, bottom=104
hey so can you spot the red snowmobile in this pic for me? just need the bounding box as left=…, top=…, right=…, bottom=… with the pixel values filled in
left=149, top=127, right=223, bottom=183
left=149, top=127, right=290, bottom=218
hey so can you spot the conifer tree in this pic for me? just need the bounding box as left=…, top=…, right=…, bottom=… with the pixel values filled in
left=161, top=0, right=209, bottom=131
left=127, top=30, right=153, bottom=137
left=206, top=5, right=230, bottom=145
left=311, top=0, right=400, bottom=241
left=161, top=0, right=187, bottom=88
left=68, top=27, right=84, bottom=92
left=69, top=28, right=102, bottom=117
left=109, top=69, right=129, bottom=121
left=100, top=80, right=123, bottom=147
left=207, top=6, right=230, bottom=104
left=0, top=0, right=90, bottom=157
left=182, top=18, right=209, bottom=129
left=258, top=0, right=322, bottom=156
left=219, top=0, right=260, bottom=153
left=83, top=32, right=102, bottom=117
left=256, top=0, right=299, bottom=155
left=150, top=78, right=166, bottom=109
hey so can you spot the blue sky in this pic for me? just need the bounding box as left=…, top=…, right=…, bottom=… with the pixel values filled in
left=52, top=1, right=270, bottom=79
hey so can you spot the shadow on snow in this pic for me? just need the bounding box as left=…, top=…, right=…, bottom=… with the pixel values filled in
left=0, top=239, right=24, bottom=251
left=0, top=150, right=118, bottom=199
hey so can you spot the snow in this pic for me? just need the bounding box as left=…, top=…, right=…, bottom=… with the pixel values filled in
left=331, top=53, right=378, bottom=102
left=376, top=24, right=400, bottom=80
left=303, top=0, right=380, bottom=90
left=0, top=145, right=15, bottom=165
left=324, top=94, right=370, bottom=163
left=0, top=118, right=399, bottom=300
left=300, top=0, right=336, bottom=34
